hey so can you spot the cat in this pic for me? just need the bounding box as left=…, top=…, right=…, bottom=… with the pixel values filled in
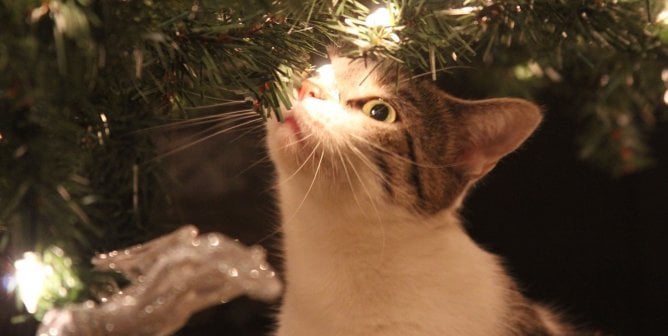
left=265, top=54, right=580, bottom=336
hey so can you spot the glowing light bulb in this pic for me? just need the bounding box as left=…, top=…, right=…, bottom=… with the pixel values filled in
left=663, top=90, right=668, bottom=105
left=365, top=7, right=393, bottom=27
left=316, top=64, right=336, bottom=86
left=312, top=64, right=339, bottom=101
left=14, top=252, right=51, bottom=314
left=658, top=4, right=668, bottom=24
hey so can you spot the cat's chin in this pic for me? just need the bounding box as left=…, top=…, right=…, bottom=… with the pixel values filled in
left=266, top=110, right=314, bottom=176
left=267, top=111, right=302, bottom=148
left=283, top=115, right=301, bottom=138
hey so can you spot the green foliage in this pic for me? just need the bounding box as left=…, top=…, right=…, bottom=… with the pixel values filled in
left=0, top=0, right=666, bottom=316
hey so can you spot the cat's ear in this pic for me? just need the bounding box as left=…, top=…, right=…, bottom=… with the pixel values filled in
left=452, top=98, right=542, bottom=178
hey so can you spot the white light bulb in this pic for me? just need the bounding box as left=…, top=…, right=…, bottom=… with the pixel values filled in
left=365, top=7, right=392, bottom=27
left=316, top=64, right=336, bottom=86
left=313, top=64, right=340, bottom=101
left=658, top=8, right=668, bottom=24
left=14, top=252, right=51, bottom=314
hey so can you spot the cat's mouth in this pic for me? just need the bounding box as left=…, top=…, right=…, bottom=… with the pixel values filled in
left=283, top=114, right=301, bottom=138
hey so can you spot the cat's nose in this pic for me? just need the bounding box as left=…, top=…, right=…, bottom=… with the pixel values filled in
left=298, top=79, right=324, bottom=101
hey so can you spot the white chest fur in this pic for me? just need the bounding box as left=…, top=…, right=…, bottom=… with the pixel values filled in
left=275, top=182, right=515, bottom=336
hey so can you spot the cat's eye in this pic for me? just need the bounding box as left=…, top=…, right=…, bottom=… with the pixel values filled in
left=362, top=99, right=396, bottom=123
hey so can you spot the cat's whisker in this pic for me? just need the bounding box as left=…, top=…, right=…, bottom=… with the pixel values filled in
left=221, top=126, right=269, bottom=174
left=278, top=141, right=321, bottom=187
left=324, top=140, right=339, bottom=177
left=225, top=121, right=267, bottom=144
left=145, top=115, right=263, bottom=163
left=182, top=101, right=252, bottom=110
left=345, top=144, right=379, bottom=174
left=347, top=132, right=455, bottom=169
left=342, top=150, right=386, bottom=247
left=181, top=91, right=249, bottom=103
left=334, top=145, right=363, bottom=212
left=339, top=141, right=382, bottom=204
left=338, top=142, right=388, bottom=257
left=173, top=113, right=260, bottom=147
left=178, top=112, right=259, bottom=143
left=279, top=133, right=315, bottom=151
left=346, top=144, right=398, bottom=190
left=252, top=225, right=283, bottom=246
left=344, top=140, right=415, bottom=201
left=343, top=154, right=376, bottom=212
left=234, top=147, right=272, bottom=179
left=347, top=133, right=422, bottom=166
left=285, top=146, right=325, bottom=224
left=134, top=110, right=258, bottom=134
left=346, top=135, right=413, bottom=198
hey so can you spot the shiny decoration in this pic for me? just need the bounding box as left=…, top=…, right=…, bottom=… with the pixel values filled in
left=36, top=226, right=282, bottom=336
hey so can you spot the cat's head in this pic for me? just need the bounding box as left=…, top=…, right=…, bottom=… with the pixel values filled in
left=266, top=55, right=541, bottom=216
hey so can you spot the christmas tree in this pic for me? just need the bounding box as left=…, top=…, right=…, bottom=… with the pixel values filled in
left=1, top=1, right=667, bottom=335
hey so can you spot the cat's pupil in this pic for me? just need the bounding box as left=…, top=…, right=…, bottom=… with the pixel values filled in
left=369, top=104, right=390, bottom=121
left=362, top=99, right=396, bottom=123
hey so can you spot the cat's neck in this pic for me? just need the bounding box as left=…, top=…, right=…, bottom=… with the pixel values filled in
left=280, top=188, right=458, bottom=259
left=276, top=181, right=513, bottom=336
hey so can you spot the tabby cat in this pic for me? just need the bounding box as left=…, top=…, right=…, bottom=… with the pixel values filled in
left=266, top=54, right=581, bottom=336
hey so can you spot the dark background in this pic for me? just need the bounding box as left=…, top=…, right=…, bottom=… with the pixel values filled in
left=1, top=93, right=666, bottom=335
